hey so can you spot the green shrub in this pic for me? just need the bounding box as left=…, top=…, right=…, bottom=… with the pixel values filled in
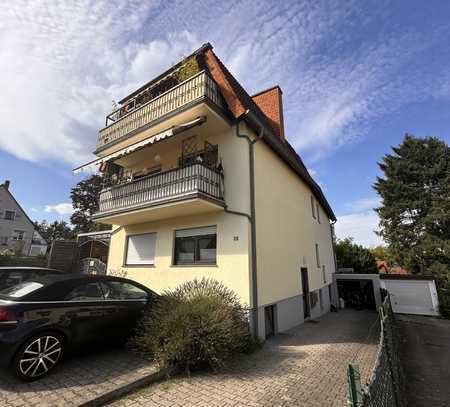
left=130, top=278, right=254, bottom=373
left=176, top=56, right=200, bottom=83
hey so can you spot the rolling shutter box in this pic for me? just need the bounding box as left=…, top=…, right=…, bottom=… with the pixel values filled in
left=175, top=226, right=216, bottom=238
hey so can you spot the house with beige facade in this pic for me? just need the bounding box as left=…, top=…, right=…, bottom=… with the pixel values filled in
left=0, top=180, right=47, bottom=256
left=75, top=43, right=337, bottom=338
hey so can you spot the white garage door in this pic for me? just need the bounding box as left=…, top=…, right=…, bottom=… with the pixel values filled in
left=382, top=279, right=439, bottom=316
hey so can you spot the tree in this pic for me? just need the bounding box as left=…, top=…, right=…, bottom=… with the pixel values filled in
left=335, top=237, right=378, bottom=274
left=369, top=246, right=391, bottom=261
left=373, top=135, right=450, bottom=273
left=70, top=175, right=110, bottom=233
left=34, top=220, right=75, bottom=242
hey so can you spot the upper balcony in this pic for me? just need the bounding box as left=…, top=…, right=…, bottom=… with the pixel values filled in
left=97, top=71, right=226, bottom=151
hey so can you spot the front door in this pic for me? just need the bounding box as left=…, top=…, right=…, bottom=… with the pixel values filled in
left=301, top=268, right=310, bottom=319
left=264, top=305, right=275, bottom=338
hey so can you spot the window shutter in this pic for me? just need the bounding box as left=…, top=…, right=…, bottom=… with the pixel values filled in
left=126, top=233, right=156, bottom=265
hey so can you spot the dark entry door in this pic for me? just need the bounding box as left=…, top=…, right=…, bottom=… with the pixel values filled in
left=301, top=268, right=310, bottom=319
left=264, top=305, right=275, bottom=338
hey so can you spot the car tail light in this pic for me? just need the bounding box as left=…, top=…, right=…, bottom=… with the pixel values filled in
left=0, top=307, right=14, bottom=322
left=0, top=307, right=9, bottom=321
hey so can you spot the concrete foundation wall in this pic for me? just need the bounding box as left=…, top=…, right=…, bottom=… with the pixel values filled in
left=256, top=284, right=332, bottom=339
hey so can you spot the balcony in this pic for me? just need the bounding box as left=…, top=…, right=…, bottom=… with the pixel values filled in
left=97, top=71, right=225, bottom=150
left=93, top=163, right=225, bottom=225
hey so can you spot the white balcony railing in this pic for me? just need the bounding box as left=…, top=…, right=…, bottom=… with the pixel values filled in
left=97, top=71, right=225, bottom=150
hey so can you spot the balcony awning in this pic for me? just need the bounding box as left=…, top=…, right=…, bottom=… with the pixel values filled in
left=73, top=116, right=206, bottom=174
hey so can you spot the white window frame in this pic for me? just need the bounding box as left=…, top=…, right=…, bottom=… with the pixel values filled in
left=124, top=233, right=156, bottom=266
left=173, top=225, right=217, bottom=265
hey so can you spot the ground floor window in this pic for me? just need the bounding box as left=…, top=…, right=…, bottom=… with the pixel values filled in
left=125, top=233, right=156, bottom=266
left=174, top=226, right=217, bottom=265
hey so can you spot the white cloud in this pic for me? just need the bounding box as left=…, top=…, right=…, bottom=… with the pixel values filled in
left=345, top=197, right=380, bottom=212
left=0, top=1, right=199, bottom=165
left=0, top=1, right=449, bottom=167
left=335, top=210, right=383, bottom=247
left=44, top=203, right=74, bottom=215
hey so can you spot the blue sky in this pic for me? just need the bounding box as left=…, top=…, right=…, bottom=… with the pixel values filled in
left=0, top=0, right=449, bottom=246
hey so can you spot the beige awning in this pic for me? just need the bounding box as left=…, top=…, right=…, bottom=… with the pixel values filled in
left=73, top=116, right=206, bottom=174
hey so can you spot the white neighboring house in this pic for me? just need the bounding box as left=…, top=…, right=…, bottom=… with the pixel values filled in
left=0, top=180, right=47, bottom=256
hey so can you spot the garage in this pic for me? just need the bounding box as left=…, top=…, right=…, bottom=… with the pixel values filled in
left=380, top=275, right=440, bottom=316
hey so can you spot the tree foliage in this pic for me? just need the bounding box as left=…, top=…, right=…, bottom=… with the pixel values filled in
left=373, top=135, right=450, bottom=273
left=70, top=175, right=110, bottom=233
left=34, top=220, right=75, bottom=242
left=335, top=237, right=378, bottom=273
left=369, top=246, right=391, bottom=262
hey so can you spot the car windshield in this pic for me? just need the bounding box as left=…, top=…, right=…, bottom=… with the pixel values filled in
left=0, top=281, right=44, bottom=299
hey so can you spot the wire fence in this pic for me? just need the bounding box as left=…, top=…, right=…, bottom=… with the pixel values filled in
left=347, top=293, right=405, bottom=407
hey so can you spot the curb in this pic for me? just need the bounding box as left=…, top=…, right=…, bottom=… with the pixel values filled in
left=79, top=366, right=175, bottom=407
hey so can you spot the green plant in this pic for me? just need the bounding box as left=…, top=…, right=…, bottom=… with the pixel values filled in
left=176, top=56, right=200, bottom=83
left=335, top=237, right=378, bottom=273
left=130, top=278, right=254, bottom=373
left=374, top=135, right=449, bottom=273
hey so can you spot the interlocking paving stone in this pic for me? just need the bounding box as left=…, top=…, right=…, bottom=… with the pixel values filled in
left=109, top=310, right=379, bottom=407
left=0, top=347, right=157, bottom=407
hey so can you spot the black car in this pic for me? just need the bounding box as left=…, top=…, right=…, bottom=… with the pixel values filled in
left=0, top=274, right=156, bottom=381
left=0, top=267, right=66, bottom=290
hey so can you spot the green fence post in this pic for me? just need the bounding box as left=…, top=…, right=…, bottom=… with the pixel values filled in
left=347, top=364, right=364, bottom=407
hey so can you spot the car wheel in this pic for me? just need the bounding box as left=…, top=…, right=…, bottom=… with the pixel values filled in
left=13, top=333, right=64, bottom=381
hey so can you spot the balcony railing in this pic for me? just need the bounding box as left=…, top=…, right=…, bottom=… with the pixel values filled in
left=97, top=71, right=225, bottom=150
left=95, top=163, right=224, bottom=216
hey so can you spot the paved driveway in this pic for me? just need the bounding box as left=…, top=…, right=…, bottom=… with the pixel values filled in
left=0, top=346, right=157, bottom=407
left=109, top=310, right=379, bottom=407
left=397, top=314, right=450, bottom=407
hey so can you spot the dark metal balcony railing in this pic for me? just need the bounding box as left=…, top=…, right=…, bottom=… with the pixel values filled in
left=96, top=163, right=224, bottom=216
left=97, top=71, right=225, bottom=150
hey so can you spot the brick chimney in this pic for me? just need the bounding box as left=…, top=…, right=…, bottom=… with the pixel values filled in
left=252, top=86, right=285, bottom=141
left=3, top=180, right=10, bottom=190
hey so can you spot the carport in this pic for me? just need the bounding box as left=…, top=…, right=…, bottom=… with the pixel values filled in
left=334, top=273, right=382, bottom=310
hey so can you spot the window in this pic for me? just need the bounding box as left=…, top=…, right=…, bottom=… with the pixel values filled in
left=311, top=196, right=316, bottom=219
left=12, top=230, right=24, bottom=241
left=174, top=226, right=217, bottom=265
left=316, top=202, right=321, bottom=223
left=4, top=210, right=15, bottom=221
left=315, top=243, right=321, bottom=268
left=0, top=236, right=7, bottom=245
left=65, top=282, right=104, bottom=301
left=100, top=281, right=148, bottom=300
left=125, top=233, right=156, bottom=266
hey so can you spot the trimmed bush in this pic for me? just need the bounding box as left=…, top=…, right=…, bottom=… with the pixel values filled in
left=130, top=278, right=254, bottom=372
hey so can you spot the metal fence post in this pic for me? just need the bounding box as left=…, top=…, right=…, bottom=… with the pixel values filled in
left=347, top=364, right=364, bottom=407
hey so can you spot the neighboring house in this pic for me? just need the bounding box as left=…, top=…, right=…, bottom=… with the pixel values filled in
left=376, top=260, right=409, bottom=275
left=0, top=180, right=47, bottom=256
left=74, top=43, right=337, bottom=338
